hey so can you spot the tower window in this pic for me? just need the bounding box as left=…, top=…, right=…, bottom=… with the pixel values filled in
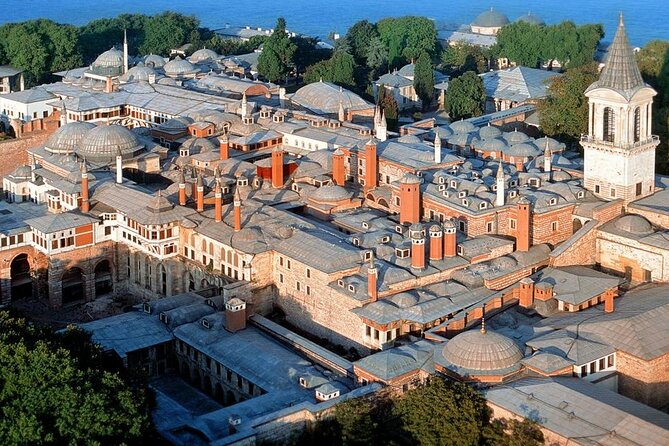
left=603, top=107, right=615, bottom=143
left=634, top=107, right=641, bottom=143
left=594, top=184, right=600, bottom=194
left=636, top=182, right=643, bottom=196
left=610, top=188, right=616, bottom=198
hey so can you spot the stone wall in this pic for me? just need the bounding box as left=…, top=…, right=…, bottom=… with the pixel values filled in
left=0, top=131, right=51, bottom=178
left=616, top=350, right=669, bottom=409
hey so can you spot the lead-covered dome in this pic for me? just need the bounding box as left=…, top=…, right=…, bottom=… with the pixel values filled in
left=614, top=215, right=653, bottom=235
left=164, top=56, right=199, bottom=77
left=189, top=48, right=219, bottom=63
left=91, top=47, right=124, bottom=76
left=120, top=64, right=156, bottom=82
left=442, top=328, right=523, bottom=373
left=472, top=8, right=510, bottom=28
left=144, top=54, right=166, bottom=68
left=78, top=125, right=144, bottom=163
left=310, top=185, right=352, bottom=203
left=44, top=121, right=96, bottom=154
left=290, top=81, right=371, bottom=115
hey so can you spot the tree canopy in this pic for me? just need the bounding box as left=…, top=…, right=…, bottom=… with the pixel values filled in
left=377, top=17, right=438, bottom=68
left=303, top=49, right=356, bottom=88
left=537, top=63, right=599, bottom=142
left=377, top=85, right=399, bottom=131
left=257, top=17, right=297, bottom=83
left=444, top=71, right=486, bottom=119
left=441, top=42, right=489, bottom=75
left=0, top=311, right=155, bottom=445
left=414, top=51, right=435, bottom=109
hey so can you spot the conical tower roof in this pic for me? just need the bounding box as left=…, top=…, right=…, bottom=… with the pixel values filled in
left=593, top=14, right=645, bottom=94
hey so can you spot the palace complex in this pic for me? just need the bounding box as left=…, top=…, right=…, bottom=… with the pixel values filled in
left=1, top=13, right=668, bottom=446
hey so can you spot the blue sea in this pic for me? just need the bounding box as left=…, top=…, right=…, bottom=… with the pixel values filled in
left=3, top=0, right=669, bottom=46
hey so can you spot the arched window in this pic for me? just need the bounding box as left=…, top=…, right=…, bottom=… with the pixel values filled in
left=160, top=264, right=167, bottom=295
left=634, top=107, right=641, bottom=143
left=603, top=107, right=615, bottom=143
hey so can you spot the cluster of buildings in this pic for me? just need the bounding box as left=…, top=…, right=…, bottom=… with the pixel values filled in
left=0, top=14, right=668, bottom=446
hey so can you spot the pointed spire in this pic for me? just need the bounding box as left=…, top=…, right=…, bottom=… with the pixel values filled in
left=597, top=13, right=645, bottom=92
left=496, top=160, right=504, bottom=179
left=179, top=168, right=186, bottom=184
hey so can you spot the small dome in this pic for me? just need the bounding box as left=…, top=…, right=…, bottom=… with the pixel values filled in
left=505, top=142, right=540, bottom=158
left=472, top=8, right=510, bottom=28
left=159, top=117, right=193, bottom=132
left=164, top=56, right=198, bottom=77
left=181, top=137, right=216, bottom=154
left=450, top=120, right=477, bottom=134
left=234, top=227, right=264, bottom=243
left=614, top=215, right=653, bottom=235
left=442, top=328, right=523, bottom=372
left=490, top=256, right=517, bottom=270
left=516, top=12, right=545, bottom=26
left=146, top=192, right=173, bottom=213
left=310, top=185, right=352, bottom=203
left=144, top=54, right=166, bottom=68
left=534, top=137, right=565, bottom=152
left=78, top=125, right=143, bottom=163
left=478, top=124, right=502, bottom=140
left=388, top=292, right=418, bottom=308
left=120, top=65, right=156, bottom=82
left=552, top=170, right=572, bottom=181
left=400, top=173, right=421, bottom=184
left=189, top=48, right=219, bottom=63
left=11, top=165, right=32, bottom=179
left=433, top=126, right=453, bottom=138
left=448, top=132, right=478, bottom=147
left=397, top=134, right=422, bottom=144
left=504, top=130, right=530, bottom=145
left=291, top=81, right=370, bottom=115
left=398, top=63, right=415, bottom=78
left=44, top=121, right=96, bottom=154
left=305, top=149, right=332, bottom=170
left=478, top=137, right=507, bottom=153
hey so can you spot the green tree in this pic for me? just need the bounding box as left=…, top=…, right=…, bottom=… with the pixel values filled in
left=484, top=418, right=544, bottom=446
left=366, top=37, right=388, bottom=73
left=394, top=377, right=491, bottom=446
left=414, top=51, right=435, bottom=110
left=538, top=63, right=599, bottom=142
left=329, top=50, right=356, bottom=87
left=345, top=20, right=379, bottom=65
left=377, top=17, right=438, bottom=68
left=257, top=17, right=297, bottom=83
left=0, top=312, right=155, bottom=445
left=441, top=42, right=488, bottom=75
left=444, top=71, right=486, bottom=119
left=304, top=60, right=332, bottom=84
left=335, top=398, right=377, bottom=446
left=139, top=11, right=200, bottom=56
left=377, top=85, right=399, bottom=131
left=495, top=21, right=544, bottom=68
left=292, top=36, right=332, bottom=76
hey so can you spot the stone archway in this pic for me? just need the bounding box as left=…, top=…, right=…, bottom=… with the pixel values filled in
left=10, top=254, right=32, bottom=300
left=94, top=260, right=113, bottom=298
left=377, top=198, right=389, bottom=208
left=61, top=267, right=84, bottom=305
left=573, top=219, right=583, bottom=232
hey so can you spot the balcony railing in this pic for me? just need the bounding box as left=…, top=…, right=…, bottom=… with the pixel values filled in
left=580, top=134, right=660, bottom=150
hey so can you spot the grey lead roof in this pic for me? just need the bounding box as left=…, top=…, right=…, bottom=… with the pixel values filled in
left=594, top=16, right=646, bottom=94
left=25, top=212, right=99, bottom=234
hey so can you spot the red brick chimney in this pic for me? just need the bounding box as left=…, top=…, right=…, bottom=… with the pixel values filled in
left=332, top=148, right=346, bottom=186
left=178, top=170, right=187, bottom=206
left=429, top=224, right=443, bottom=261
left=220, top=134, right=230, bottom=161
left=214, top=180, right=222, bottom=222
left=410, top=226, right=425, bottom=270
left=225, top=298, right=246, bottom=332
left=364, top=139, right=377, bottom=192
left=367, top=252, right=378, bottom=302
left=518, top=277, right=535, bottom=308
left=516, top=197, right=531, bottom=252
left=80, top=161, right=90, bottom=213
left=196, top=174, right=204, bottom=212
left=272, top=147, right=284, bottom=188
left=233, top=188, right=242, bottom=231
left=399, top=173, right=421, bottom=225
left=443, top=220, right=457, bottom=257
left=604, top=289, right=615, bottom=313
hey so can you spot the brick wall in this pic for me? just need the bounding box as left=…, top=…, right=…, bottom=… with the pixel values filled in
left=616, top=350, right=669, bottom=409
left=0, top=131, right=51, bottom=178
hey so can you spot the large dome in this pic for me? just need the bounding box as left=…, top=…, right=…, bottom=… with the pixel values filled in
left=442, top=328, right=523, bottom=373
left=472, top=8, right=510, bottom=28
left=189, top=48, right=219, bottom=63
left=614, top=215, right=653, bottom=235
left=164, top=56, right=199, bottom=77
left=291, top=81, right=371, bottom=115
left=144, top=54, right=166, bottom=68
left=91, top=47, right=124, bottom=76
left=78, top=125, right=143, bottom=163
left=44, top=121, right=96, bottom=154
left=120, top=65, right=156, bottom=82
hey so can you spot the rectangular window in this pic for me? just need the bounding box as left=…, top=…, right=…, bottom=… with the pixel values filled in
left=551, top=221, right=559, bottom=232
left=608, top=355, right=614, bottom=368
left=610, top=188, right=616, bottom=198
left=306, top=268, right=311, bottom=278
left=279, top=257, right=283, bottom=266
left=509, top=219, right=517, bottom=230
left=599, top=358, right=606, bottom=370
left=279, top=273, right=284, bottom=284
left=306, top=285, right=311, bottom=295
left=366, top=326, right=371, bottom=337
left=296, top=281, right=301, bottom=291
left=636, top=182, right=643, bottom=196
left=287, top=260, right=291, bottom=269
left=594, top=184, right=600, bottom=194
left=486, top=222, right=493, bottom=233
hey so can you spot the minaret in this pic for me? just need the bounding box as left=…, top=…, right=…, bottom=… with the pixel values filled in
left=115, top=150, right=123, bottom=184
left=60, top=103, right=68, bottom=126
left=240, top=92, right=248, bottom=118
left=80, top=161, right=90, bottom=213
left=434, top=132, right=442, bottom=163
left=543, top=140, right=552, bottom=179
left=214, top=180, right=222, bottom=223
left=233, top=187, right=242, bottom=231
left=123, top=29, right=129, bottom=74
left=376, top=110, right=387, bottom=141
left=367, top=251, right=378, bottom=302
left=496, top=160, right=505, bottom=207
left=581, top=13, right=658, bottom=204
left=178, top=169, right=187, bottom=206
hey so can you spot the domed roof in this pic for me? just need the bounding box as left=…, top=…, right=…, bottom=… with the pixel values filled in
left=291, top=81, right=371, bottom=115
left=398, top=63, right=415, bottom=78
left=44, top=121, right=96, bottom=154
left=472, top=8, right=510, bottom=28
left=164, top=56, right=198, bottom=76
left=189, top=48, right=219, bottom=63
left=159, top=117, right=193, bottom=132
left=120, top=65, right=156, bottom=82
left=144, top=54, right=166, bottom=68
left=490, top=256, right=517, bottom=270
left=478, top=137, right=508, bottom=153
left=505, top=142, right=541, bottom=157
left=11, top=165, right=32, bottom=179
left=433, top=126, right=453, bottom=138
left=516, top=12, right=545, bottom=26
left=305, top=149, right=332, bottom=170
left=387, top=292, right=418, bottom=308
left=442, top=328, right=523, bottom=373
left=614, top=215, right=654, bottom=235
left=478, top=124, right=502, bottom=140
left=146, top=191, right=174, bottom=213
left=310, top=185, right=352, bottom=203
left=93, top=47, right=124, bottom=68
left=234, top=227, right=264, bottom=243
left=181, top=137, right=216, bottom=154
left=78, top=125, right=143, bottom=163
left=397, top=134, right=422, bottom=144
left=448, top=132, right=478, bottom=147
left=534, top=136, right=566, bottom=152
left=552, top=170, right=572, bottom=181
left=400, top=173, right=421, bottom=184
left=504, top=129, right=530, bottom=145
left=450, top=119, right=477, bottom=134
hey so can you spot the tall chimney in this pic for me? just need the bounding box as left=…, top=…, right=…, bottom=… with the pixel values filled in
left=516, top=197, right=531, bottom=252
left=233, top=188, right=242, bottom=231
left=178, top=170, right=187, bottom=206
left=367, top=252, right=378, bottom=302
left=332, top=148, right=345, bottom=186
left=271, top=147, right=284, bottom=188
left=399, top=173, right=421, bottom=225
left=518, top=277, right=535, bottom=308
left=443, top=220, right=457, bottom=257
left=80, top=161, right=90, bottom=213
left=123, top=29, right=129, bottom=74
left=429, top=224, right=443, bottom=261
left=214, top=180, right=222, bottom=222
left=604, top=289, right=615, bottom=313
left=364, top=139, right=378, bottom=192
left=410, top=226, right=425, bottom=270
left=220, top=134, right=230, bottom=161
left=434, top=132, right=442, bottom=163
left=225, top=298, right=246, bottom=332
left=196, top=174, right=204, bottom=212
left=116, top=152, right=123, bottom=184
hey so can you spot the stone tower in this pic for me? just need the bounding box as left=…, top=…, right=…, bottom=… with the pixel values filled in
left=581, top=14, right=659, bottom=204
